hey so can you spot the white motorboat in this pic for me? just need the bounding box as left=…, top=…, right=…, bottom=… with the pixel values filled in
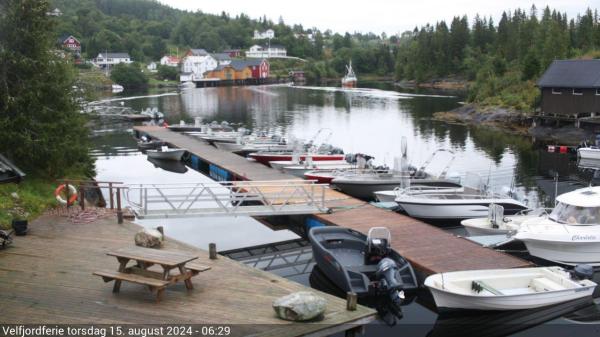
left=283, top=162, right=355, bottom=178
left=514, top=186, right=600, bottom=265
left=578, top=136, right=600, bottom=160
left=424, top=266, right=596, bottom=311
left=374, top=186, right=465, bottom=202
left=395, top=190, right=528, bottom=221
left=146, top=146, right=186, bottom=161
left=461, top=205, right=548, bottom=236
left=111, top=84, right=124, bottom=92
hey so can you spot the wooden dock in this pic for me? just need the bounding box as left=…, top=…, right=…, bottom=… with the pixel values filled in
left=134, top=126, right=533, bottom=277
left=0, top=212, right=375, bottom=335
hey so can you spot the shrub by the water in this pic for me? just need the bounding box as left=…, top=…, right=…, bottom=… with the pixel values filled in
left=110, top=63, right=149, bottom=89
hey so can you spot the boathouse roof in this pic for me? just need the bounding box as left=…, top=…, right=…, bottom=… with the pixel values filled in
left=538, top=59, right=600, bottom=88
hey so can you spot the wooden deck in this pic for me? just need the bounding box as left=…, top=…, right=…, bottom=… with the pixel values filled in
left=0, top=213, right=375, bottom=336
left=134, top=126, right=533, bottom=276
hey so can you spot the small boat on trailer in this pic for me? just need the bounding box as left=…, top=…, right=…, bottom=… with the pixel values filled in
left=146, top=146, right=186, bottom=161
left=309, top=226, right=418, bottom=323
left=424, top=266, right=596, bottom=311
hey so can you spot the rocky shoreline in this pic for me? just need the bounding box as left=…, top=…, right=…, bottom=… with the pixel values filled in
left=434, top=104, right=593, bottom=145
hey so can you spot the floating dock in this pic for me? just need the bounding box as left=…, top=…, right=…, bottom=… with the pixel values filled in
left=134, top=126, right=533, bottom=277
left=0, top=213, right=375, bottom=335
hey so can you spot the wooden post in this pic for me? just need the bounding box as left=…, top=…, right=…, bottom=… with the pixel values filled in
left=109, top=182, right=114, bottom=209
left=209, top=243, right=217, bottom=259
left=65, top=180, right=70, bottom=208
left=346, top=292, right=357, bottom=311
left=116, top=187, right=123, bottom=224
left=80, top=185, right=85, bottom=211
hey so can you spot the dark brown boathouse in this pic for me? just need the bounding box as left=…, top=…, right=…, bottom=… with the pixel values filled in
left=538, top=59, right=600, bottom=118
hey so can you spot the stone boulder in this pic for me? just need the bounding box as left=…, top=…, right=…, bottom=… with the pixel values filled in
left=134, top=228, right=164, bottom=248
left=272, top=291, right=327, bottom=321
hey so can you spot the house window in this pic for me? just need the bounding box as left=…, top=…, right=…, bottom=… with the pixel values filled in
left=552, top=88, right=562, bottom=95
left=573, top=88, right=583, bottom=96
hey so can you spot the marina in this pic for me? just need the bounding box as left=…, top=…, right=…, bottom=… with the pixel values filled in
left=134, top=124, right=533, bottom=276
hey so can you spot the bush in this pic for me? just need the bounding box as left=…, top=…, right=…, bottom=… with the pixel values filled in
left=156, top=65, right=178, bottom=81
left=110, top=63, right=148, bottom=89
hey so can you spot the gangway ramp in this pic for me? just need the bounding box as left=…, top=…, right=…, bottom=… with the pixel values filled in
left=126, top=180, right=333, bottom=219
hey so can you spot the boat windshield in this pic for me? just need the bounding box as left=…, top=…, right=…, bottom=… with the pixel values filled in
left=548, top=202, right=600, bottom=225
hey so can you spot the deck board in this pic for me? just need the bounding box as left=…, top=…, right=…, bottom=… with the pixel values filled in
left=134, top=126, right=533, bottom=276
left=0, top=214, right=375, bottom=336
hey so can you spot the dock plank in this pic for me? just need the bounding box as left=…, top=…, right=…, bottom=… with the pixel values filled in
left=0, top=214, right=375, bottom=336
left=133, top=126, right=533, bottom=276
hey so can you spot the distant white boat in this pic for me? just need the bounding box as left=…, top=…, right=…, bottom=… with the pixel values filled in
left=112, top=84, right=124, bottom=93
left=341, top=60, right=357, bottom=88
left=146, top=147, right=186, bottom=161
left=424, top=267, right=596, bottom=311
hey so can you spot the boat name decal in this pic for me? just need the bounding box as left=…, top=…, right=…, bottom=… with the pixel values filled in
left=571, top=235, right=597, bottom=241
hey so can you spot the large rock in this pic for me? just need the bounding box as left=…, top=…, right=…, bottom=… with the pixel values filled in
left=272, top=291, right=327, bottom=321
left=134, top=228, right=163, bottom=248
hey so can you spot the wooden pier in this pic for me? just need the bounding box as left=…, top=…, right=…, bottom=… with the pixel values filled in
left=0, top=212, right=375, bottom=335
left=134, top=126, right=533, bottom=277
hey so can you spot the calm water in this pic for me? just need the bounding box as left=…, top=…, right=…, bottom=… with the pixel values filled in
left=90, top=83, right=599, bottom=336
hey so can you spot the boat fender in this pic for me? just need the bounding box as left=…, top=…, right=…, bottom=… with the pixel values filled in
left=54, top=184, right=78, bottom=205
left=571, top=265, right=594, bottom=280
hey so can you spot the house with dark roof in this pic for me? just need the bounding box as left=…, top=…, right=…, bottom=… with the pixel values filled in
left=203, top=59, right=269, bottom=83
left=94, top=53, right=132, bottom=68
left=58, top=35, right=81, bottom=53
left=211, top=53, right=232, bottom=66
left=537, top=59, right=600, bottom=117
left=180, top=49, right=217, bottom=82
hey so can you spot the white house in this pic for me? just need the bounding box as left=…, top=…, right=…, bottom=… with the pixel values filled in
left=211, top=53, right=232, bottom=66
left=94, top=53, right=132, bottom=68
left=180, top=49, right=218, bottom=82
left=160, top=55, right=180, bottom=67
left=253, top=29, right=275, bottom=40
left=246, top=44, right=287, bottom=58
left=147, top=62, right=157, bottom=72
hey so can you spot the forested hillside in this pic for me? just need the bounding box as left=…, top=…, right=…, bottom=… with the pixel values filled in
left=51, top=0, right=600, bottom=111
left=396, top=6, right=600, bottom=111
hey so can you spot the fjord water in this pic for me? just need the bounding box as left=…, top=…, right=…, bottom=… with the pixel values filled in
left=91, top=83, right=599, bottom=335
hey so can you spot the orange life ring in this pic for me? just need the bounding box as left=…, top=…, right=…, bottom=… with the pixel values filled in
left=55, top=184, right=78, bottom=205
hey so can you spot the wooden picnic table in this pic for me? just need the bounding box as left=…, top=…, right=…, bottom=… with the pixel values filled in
left=94, top=246, right=210, bottom=302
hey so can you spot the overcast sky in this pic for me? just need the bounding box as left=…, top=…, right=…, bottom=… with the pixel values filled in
left=159, top=0, right=597, bottom=35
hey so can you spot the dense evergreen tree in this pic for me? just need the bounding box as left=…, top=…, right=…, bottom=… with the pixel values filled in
left=0, top=0, right=94, bottom=177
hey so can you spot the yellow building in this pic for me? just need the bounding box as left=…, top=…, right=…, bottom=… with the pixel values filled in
left=205, top=61, right=252, bottom=81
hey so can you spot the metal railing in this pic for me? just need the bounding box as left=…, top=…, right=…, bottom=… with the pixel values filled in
left=57, top=179, right=127, bottom=223
left=125, top=180, right=329, bottom=219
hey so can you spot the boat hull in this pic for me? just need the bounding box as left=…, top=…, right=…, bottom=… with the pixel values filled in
left=397, top=199, right=528, bottom=220
left=333, top=179, right=462, bottom=201
left=516, top=237, right=600, bottom=266
left=146, top=149, right=186, bottom=161
left=428, top=286, right=594, bottom=311
left=578, top=148, right=600, bottom=160
left=249, top=154, right=345, bottom=166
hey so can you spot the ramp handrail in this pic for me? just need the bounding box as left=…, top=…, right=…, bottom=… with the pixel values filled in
left=125, top=180, right=329, bottom=219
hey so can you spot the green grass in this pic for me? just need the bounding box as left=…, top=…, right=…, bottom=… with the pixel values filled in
left=0, top=179, right=59, bottom=229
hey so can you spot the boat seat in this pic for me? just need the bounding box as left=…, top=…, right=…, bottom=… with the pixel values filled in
left=471, top=280, right=503, bottom=295
left=530, top=277, right=563, bottom=292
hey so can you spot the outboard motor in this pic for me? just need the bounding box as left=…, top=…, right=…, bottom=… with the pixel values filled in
left=375, top=258, right=405, bottom=325
left=571, top=264, right=594, bottom=280
left=364, top=237, right=390, bottom=264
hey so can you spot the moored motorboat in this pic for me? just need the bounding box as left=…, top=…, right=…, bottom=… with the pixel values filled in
left=146, top=146, right=186, bottom=161
left=424, top=266, right=596, bottom=311
left=309, top=226, right=418, bottom=322
left=577, top=135, right=600, bottom=160
left=514, top=186, right=600, bottom=266
left=395, top=190, right=528, bottom=221
left=461, top=205, right=549, bottom=236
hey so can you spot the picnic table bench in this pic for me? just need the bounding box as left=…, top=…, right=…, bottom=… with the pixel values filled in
left=94, top=246, right=211, bottom=302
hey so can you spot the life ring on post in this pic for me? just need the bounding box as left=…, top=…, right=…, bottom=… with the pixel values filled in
left=55, top=184, right=78, bottom=205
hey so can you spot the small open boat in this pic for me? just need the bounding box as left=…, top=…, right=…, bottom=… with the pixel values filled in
left=146, top=146, right=186, bottom=161
left=424, top=266, right=596, bottom=311
left=461, top=205, right=548, bottom=236
left=309, top=226, right=418, bottom=321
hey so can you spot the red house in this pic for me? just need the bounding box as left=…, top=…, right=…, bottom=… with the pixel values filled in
left=59, top=35, right=81, bottom=53
left=245, top=58, right=269, bottom=79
